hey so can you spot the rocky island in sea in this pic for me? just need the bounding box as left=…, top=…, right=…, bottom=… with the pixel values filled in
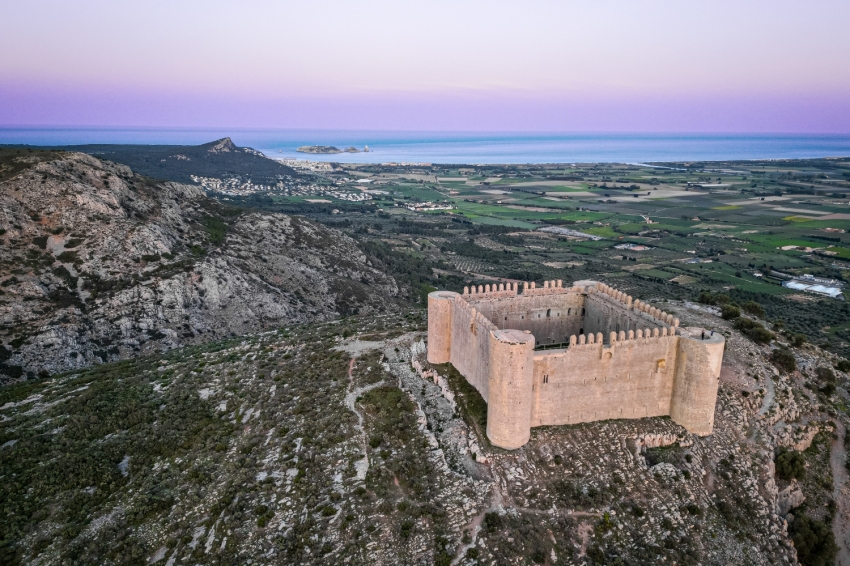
left=296, top=145, right=370, bottom=154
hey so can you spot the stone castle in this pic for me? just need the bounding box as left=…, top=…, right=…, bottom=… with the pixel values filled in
left=427, top=280, right=725, bottom=450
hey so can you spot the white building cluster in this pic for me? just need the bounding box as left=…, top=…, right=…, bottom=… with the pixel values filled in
left=782, top=274, right=845, bottom=299
left=404, top=202, right=454, bottom=212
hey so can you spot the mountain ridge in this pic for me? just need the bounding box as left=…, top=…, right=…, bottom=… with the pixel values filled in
left=0, top=148, right=396, bottom=382
left=0, top=138, right=297, bottom=185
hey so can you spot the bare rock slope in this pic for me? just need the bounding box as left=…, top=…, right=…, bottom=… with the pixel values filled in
left=0, top=149, right=397, bottom=380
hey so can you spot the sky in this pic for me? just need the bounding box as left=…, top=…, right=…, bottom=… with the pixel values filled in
left=1, top=0, right=849, bottom=132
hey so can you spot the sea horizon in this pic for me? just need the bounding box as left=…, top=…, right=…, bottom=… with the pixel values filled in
left=2, top=126, right=850, bottom=164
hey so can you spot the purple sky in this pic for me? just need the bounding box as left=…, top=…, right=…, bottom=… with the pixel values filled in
left=2, top=0, right=849, bottom=132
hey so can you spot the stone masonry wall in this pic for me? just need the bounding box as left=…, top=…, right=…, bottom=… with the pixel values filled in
left=531, top=334, right=679, bottom=426
left=447, top=296, right=495, bottom=402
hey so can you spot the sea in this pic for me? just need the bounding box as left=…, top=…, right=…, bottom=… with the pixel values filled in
left=2, top=127, right=850, bottom=164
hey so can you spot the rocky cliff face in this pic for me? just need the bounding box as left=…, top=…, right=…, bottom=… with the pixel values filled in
left=0, top=149, right=397, bottom=381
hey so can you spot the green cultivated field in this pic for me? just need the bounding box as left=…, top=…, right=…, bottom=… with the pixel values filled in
left=228, top=157, right=850, bottom=357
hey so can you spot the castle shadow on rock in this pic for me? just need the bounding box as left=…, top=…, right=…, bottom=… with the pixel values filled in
left=427, top=280, right=725, bottom=450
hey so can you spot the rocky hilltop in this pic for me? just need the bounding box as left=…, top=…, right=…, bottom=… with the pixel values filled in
left=5, top=137, right=299, bottom=186
left=0, top=149, right=397, bottom=381
left=297, top=145, right=343, bottom=154
left=1, top=303, right=847, bottom=565
left=295, top=145, right=368, bottom=154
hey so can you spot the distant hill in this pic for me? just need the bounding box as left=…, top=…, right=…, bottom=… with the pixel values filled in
left=1, top=137, right=298, bottom=185
left=297, top=145, right=343, bottom=154
left=0, top=148, right=396, bottom=381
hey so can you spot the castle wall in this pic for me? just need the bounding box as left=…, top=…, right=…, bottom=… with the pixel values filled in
left=446, top=296, right=494, bottom=402
left=530, top=335, right=679, bottom=426
left=427, top=281, right=721, bottom=450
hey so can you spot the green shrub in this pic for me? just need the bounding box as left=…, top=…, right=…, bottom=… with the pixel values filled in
left=734, top=318, right=773, bottom=344
left=418, top=284, right=437, bottom=307
left=203, top=216, right=227, bottom=245
left=816, top=367, right=835, bottom=383
left=771, top=349, right=796, bottom=373
left=483, top=512, right=503, bottom=533
left=57, top=250, right=78, bottom=262
left=775, top=448, right=805, bottom=480
left=697, top=292, right=714, bottom=305
left=741, top=301, right=765, bottom=318
left=747, top=326, right=774, bottom=344
left=720, top=304, right=741, bottom=320
left=790, top=515, right=838, bottom=566
left=835, top=359, right=850, bottom=372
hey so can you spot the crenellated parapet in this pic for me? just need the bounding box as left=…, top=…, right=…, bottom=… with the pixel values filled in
left=451, top=294, right=498, bottom=334
left=592, top=282, right=680, bottom=331
left=463, top=282, right=519, bottom=299
left=520, top=279, right=577, bottom=296
left=567, top=332, right=604, bottom=346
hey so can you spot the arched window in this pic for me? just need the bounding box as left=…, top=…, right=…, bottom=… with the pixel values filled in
left=546, top=309, right=551, bottom=317
left=581, top=308, right=585, bottom=315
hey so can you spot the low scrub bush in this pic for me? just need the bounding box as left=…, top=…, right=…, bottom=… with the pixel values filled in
left=721, top=304, right=741, bottom=320
left=775, top=448, right=805, bottom=480
left=790, top=515, right=838, bottom=566
left=771, top=349, right=797, bottom=373
left=741, top=301, right=765, bottom=318
left=734, top=318, right=773, bottom=344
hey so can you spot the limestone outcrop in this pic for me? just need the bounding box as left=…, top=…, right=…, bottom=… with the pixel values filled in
left=0, top=150, right=397, bottom=381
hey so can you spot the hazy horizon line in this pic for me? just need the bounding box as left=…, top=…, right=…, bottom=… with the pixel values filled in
left=3, top=126, right=850, bottom=137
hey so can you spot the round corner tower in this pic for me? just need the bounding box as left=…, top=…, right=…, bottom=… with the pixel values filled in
left=670, top=329, right=725, bottom=435
left=427, top=291, right=457, bottom=365
left=486, top=329, right=535, bottom=450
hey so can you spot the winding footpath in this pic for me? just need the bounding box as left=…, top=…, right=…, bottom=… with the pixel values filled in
left=343, top=357, right=384, bottom=481
left=831, top=420, right=850, bottom=566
